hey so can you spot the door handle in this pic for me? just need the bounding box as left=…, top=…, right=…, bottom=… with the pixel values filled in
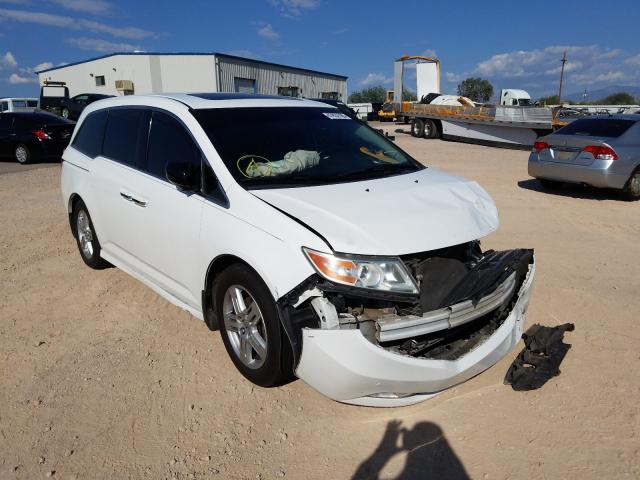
left=120, top=189, right=147, bottom=207
left=130, top=197, right=147, bottom=207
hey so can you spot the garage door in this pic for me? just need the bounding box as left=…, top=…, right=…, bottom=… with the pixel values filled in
left=234, top=78, right=256, bottom=94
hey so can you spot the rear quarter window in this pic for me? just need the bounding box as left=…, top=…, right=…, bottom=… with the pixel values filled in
left=72, top=110, right=108, bottom=158
left=556, top=118, right=636, bottom=138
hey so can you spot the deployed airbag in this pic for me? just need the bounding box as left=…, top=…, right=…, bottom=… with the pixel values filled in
left=246, top=150, right=320, bottom=177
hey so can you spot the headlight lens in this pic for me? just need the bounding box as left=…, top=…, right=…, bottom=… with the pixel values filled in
left=302, top=248, right=418, bottom=294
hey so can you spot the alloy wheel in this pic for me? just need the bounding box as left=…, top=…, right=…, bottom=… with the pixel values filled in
left=76, top=210, right=94, bottom=258
left=630, top=172, right=640, bottom=197
left=222, top=285, right=268, bottom=369
left=15, top=146, right=28, bottom=164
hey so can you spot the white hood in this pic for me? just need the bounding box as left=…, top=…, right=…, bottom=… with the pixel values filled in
left=251, top=168, right=499, bottom=256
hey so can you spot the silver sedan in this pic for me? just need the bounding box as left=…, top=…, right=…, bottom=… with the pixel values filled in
left=528, top=115, right=640, bottom=199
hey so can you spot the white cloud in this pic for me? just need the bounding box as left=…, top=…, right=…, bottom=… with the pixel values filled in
left=268, top=0, right=319, bottom=17
left=445, top=71, right=462, bottom=83
left=474, top=45, right=621, bottom=78
left=359, top=72, right=392, bottom=87
left=443, top=45, right=640, bottom=96
left=33, top=61, right=54, bottom=71
left=66, top=36, right=141, bottom=52
left=257, top=23, right=280, bottom=41
left=0, top=7, right=153, bottom=39
left=9, top=72, right=37, bottom=84
left=47, top=0, right=113, bottom=15
left=1, top=51, right=17, bottom=68
left=625, top=54, right=640, bottom=66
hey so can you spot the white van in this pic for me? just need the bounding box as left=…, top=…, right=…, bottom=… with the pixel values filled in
left=0, top=97, right=39, bottom=112
left=61, top=93, right=535, bottom=407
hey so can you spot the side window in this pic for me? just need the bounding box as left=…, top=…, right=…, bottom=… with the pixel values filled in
left=145, top=111, right=201, bottom=179
left=72, top=110, right=108, bottom=158
left=0, top=101, right=8, bottom=111
left=103, top=108, right=149, bottom=167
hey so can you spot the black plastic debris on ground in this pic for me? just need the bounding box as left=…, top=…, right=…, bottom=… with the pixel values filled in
left=504, top=323, right=575, bottom=391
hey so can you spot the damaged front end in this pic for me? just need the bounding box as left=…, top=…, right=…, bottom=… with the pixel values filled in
left=278, top=242, right=536, bottom=407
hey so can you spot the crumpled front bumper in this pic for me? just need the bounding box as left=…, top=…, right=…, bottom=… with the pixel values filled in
left=295, top=258, right=536, bottom=407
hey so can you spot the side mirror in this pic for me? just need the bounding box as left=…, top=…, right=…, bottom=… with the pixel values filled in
left=166, top=162, right=200, bottom=191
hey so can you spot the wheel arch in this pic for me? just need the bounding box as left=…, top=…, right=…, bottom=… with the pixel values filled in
left=201, top=254, right=274, bottom=331
left=67, top=193, right=83, bottom=235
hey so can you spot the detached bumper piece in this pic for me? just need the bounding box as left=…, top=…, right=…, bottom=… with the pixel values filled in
left=504, top=323, right=575, bottom=391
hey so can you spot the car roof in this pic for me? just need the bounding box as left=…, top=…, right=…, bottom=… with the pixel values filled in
left=84, top=92, right=336, bottom=110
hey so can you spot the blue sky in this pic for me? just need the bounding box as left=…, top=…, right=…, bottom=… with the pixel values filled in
left=1, top=0, right=639, bottom=99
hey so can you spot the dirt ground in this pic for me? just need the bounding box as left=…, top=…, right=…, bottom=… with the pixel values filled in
left=1, top=123, right=639, bottom=480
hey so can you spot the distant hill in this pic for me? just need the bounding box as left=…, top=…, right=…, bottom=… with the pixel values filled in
left=563, top=85, right=640, bottom=103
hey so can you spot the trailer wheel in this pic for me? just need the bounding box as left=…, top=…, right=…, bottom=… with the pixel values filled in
left=424, top=119, right=438, bottom=139
left=411, top=119, right=424, bottom=138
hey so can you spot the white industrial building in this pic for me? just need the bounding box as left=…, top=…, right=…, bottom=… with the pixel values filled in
left=36, top=52, right=348, bottom=100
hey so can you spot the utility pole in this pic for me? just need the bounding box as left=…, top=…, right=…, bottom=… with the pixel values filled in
left=558, top=50, right=567, bottom=104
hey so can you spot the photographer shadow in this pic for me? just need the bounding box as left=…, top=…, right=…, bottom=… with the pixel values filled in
left=352, top=420, right=470, bottom=480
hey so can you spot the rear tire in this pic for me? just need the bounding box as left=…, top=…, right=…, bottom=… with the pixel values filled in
left=423, top=119, right=437, bottom=139
left=538, top=178, right=564, bottom=190
left=214, top=263, right=293, bottom=387
left=15, top=144, right=31, bottom=164
left=411, top=119, right=425, bottom=138
left=622, top=169, right=640, bottom=200
left=72, top=200, right=110, bottom=269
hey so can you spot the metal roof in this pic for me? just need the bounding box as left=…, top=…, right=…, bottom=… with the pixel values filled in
left=34, top=52, right=348, bottom=80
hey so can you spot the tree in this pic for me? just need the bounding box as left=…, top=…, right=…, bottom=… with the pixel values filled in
left=348, top=86, right=387, bottom=103
left=595, top=92, right=635, bottom=105
left=538, top=94, right=560, bottom=105
left=457, top=77, right=493, bottom=103
left=402, top=89, right=417, bottom=101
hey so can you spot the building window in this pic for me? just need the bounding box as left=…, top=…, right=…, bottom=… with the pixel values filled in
left=95, top=75, right=105, bottom=87
left=234, top=77, right=256, bottom=94
left=321, top=92, right=339, bottom=100
left=277, top=86, right=300, bottom=97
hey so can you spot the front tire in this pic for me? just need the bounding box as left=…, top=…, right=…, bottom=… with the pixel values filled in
left=72, top=200, right=110, bottom=269
left=215, top=263, right=293, bottom=387
left=622, top=169, right=640, bottom=200
left=15, top=144, right=31, bottom=164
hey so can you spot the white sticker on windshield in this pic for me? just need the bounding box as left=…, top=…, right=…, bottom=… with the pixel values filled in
left=323, top=112, right=350, bottom=120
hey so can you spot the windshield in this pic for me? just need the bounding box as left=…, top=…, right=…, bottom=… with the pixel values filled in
left=193, top=107, right=423, bottom=189
left=518, top=98, right=532, bottom=106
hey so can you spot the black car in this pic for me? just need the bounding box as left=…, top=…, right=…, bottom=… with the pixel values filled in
left=61, top=93, right=114, bottom=120
left=0, top=111, right=75, bottom=164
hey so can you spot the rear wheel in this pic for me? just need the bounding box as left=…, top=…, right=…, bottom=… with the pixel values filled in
left=411, top=119, right=425, bottom=138
left=538, top=178, right=564, bottom=190
left=622, top=169, right=640, bottom=200
left=215, top=263, right=293, bottom=387
left=15, top=144, right=31, bottom=164
left=423, top=119, right=438, bottom=139
left=72, top=200, right=110, bottom=269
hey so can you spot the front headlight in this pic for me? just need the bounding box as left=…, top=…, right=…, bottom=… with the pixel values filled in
left=302, top=247, right=418, bottom=295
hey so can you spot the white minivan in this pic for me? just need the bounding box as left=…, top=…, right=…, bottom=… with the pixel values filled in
left=61, top=93, right=535, bottom=407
